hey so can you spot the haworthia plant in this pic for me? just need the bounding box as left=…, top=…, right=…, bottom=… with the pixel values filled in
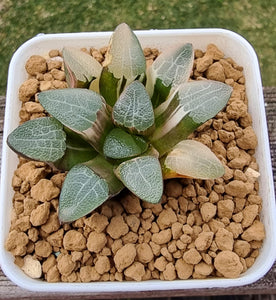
left=7, top=23, right=233, bottom=223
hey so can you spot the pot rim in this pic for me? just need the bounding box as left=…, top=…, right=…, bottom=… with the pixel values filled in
left=1, top=28, right=275, bottom=292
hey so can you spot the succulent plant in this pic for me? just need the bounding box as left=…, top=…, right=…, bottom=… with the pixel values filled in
left=7, top=23, right=232, bottom=223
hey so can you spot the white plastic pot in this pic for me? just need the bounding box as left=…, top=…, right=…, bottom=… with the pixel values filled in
left=0, top=28, right=275, bottom=292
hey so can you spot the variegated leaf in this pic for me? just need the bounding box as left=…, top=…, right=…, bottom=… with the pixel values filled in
left=146, top=43, right=194, bottom=108
left=63, top=47, right=102, bottom=90
left=162, top=140, right=225, bottom=179
left=99, top=23, right=146, bottom=106
left=151, top=80, right=232, bottom=155
left=38, top=88, right=113, bottom=153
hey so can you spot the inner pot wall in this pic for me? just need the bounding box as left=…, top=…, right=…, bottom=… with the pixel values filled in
left=0, top=28, right=275, bottom=292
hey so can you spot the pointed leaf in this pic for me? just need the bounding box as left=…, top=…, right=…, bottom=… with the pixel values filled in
left=162, top=140, right=225, bottom=180
left=115, top=156, right=163, bottom=203
left=104, top=23, right=146, bottom=82
left=59, top=164, right=109, bottom=223
left=103, top=128, right=148, bottom=159
left=112, top=81, right=155, bottom=135
left=54, top=129, right=98, bottom=171
left=7, top=117, right=66, bottom=162
left=151, top=80, right=233, bottom=155
left=38, top=88, right=113, bottom=152
left=146, top=43, right=194, bottom=108
left=63, top=47, right=102, bottom=89
left=100, top=23, right=146, bottom=106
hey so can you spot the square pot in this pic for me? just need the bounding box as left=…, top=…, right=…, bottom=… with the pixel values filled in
left=0, top=28, right=275, bottom=292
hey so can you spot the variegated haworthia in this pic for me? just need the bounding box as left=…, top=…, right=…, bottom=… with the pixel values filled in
left=7, top=23, right=233, bottom=222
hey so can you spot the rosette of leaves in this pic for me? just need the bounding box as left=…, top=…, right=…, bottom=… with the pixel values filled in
left=7, top=23, right=232, bottom=223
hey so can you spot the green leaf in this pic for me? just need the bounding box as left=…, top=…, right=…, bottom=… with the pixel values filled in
left=151, top=80, right=232, bottom=155
left=59, top=164, right=109, bottom=223
left=146, top=43, right=194, bottom=108
left=38, top=88, right=103, bottom=131
left=151, top=114, right=199, bottom=157
left=62, top=47, right=102, bottom=90
left=112, top=81, right=155, bottom=135
left=178, top=80, right=232, bottom=123
left=99, top=67, right=120, bottom=107
left=54, top=128, right=98, bottom=171
left=99, top=23, right=146, bottom=106
left=115, top=156, right=163, bottom=203
left=162, top=140, right=225, bottom=180
left=7, top=117, right=66, bottom=162
left=103, top=128, right=148, bottom=159
left=84, top=155, right=124, bottom=195
left=38, top=88, right=113, bottom=153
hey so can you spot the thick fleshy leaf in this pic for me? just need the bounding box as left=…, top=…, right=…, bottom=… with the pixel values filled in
left=115, top=156, right=163, bottom=203
left=151, top=80, right=233, bottom=155
left=99, top=23, right=146, bottom=106
left=62, top=47, right=102, bottom=90
left=146, top=43, right=194, bottom=108
left=162, top=140, right=225, bottom=180
left=7, top=117, right=66, bottom=162
left=112, top=81, right=155, bottom=135
left=99, top=68, right=120, bottom=107
left=38, top=88, right=103, bottom=131
left=59, top=164, right=109, bottom=223
left=54, top=128, right=98, bottom=171
left=103, top=128, right=148, bottom=159
left=84, top=155, right=124, bottom=195
left=38, top=88, right=113, bottom=153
